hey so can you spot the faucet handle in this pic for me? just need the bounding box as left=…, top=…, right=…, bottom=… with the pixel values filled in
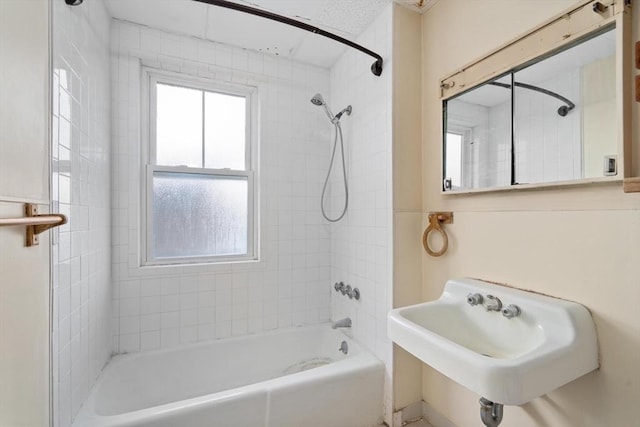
left=502, top=304, right=521, bottom=319
left=334, top=281, right=345, bottom=292
left=467, top=293, right=483, bottom=306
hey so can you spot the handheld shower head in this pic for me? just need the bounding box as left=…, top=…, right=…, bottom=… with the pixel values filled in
left=310, top=93, right=325, bottom=106
left=310, top=93, right=335, bottom=122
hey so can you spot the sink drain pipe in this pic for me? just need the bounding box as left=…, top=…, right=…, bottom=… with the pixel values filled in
left=479, top=397, right=504, bottom=427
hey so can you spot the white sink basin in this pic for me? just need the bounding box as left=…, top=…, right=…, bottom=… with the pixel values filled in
left=388, top=278, right=599, bottom=405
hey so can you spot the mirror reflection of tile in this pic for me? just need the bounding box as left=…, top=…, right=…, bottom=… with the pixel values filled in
left=443, top=26, right=617, bottom=192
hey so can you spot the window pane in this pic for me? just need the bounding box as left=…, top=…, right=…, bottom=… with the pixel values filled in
left=156, top=83, right=203, bottom=167
left=513, top=27, right=616, bottom=184
left=445, top=133, right=462, bottom=188
left=152, top=172, right=248, bottom=259
left=204, top=92, right=246, bottom=170
left=445, top=74, right=512, bottom=190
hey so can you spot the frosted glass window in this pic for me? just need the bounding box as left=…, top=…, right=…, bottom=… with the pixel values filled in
left=156, top=84, right=203, bottom=167
left=204, top=92, right=246, bottom=170
left=152, top=172, right=248, bottom=259
left=147, top=74, right=256, bottom=264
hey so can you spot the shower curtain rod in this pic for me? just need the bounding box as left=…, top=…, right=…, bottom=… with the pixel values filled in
left=192, top=0, right=384, bottom=76
left=488, top=81, right=576, bottom=117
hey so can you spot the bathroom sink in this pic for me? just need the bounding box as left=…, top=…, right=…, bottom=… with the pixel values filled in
left=388, top=278, right=598, bottom=405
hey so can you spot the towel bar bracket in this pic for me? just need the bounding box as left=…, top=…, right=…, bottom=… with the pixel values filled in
left=25, top=204, right=68, bottom=247
left=0, top=204, right=67, bottom=247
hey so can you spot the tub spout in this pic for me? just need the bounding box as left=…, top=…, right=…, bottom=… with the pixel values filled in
left=332, top=317, right=352, bottom=329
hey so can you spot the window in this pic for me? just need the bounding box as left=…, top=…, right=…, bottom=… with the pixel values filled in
left=145, top=73, right=257, bottom=264
left=444, top=132, right=463, bottom=189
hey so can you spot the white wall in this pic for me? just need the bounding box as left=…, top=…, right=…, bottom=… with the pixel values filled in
left=51, top=1, right=112, bottom=425
left=391, top=3, right=424, bottom=416
left=110, top=21, right=332, bottom=353
left=328, top=4, right=394, bottom=424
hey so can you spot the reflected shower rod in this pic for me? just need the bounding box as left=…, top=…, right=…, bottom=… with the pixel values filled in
left=488, top=81, right=575, bottom=117
left=192, top=0, right=384, bottom=77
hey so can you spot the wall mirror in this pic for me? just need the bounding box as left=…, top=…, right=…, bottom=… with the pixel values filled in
left=440, top=0, right=632, bottom=194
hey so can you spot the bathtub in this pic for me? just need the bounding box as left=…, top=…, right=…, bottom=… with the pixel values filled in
left=73, top=324, right=384, bottom=427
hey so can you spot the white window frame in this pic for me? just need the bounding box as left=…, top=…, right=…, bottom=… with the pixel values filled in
left=444, top=123, right=473, bottom=190
left=141, top=69, right=259, bottom=266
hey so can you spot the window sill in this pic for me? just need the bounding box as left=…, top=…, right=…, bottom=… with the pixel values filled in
left=139, top=256, right=260, bottom=270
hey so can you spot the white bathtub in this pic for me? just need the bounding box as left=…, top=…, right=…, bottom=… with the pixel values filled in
left=73, top=324, right=384, bottom=427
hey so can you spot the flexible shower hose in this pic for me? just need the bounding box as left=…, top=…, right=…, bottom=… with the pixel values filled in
left=321, top=121, right=348, bottom=222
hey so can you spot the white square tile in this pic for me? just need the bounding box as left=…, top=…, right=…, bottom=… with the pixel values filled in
left=141, top=331, right=161, bottom=351
left=139, top=312, right=160, bottom=331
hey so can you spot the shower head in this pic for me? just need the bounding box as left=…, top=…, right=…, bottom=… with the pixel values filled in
left=310, top=93, right=325, bottom=106
left=310, top=93, right=335, bottom=122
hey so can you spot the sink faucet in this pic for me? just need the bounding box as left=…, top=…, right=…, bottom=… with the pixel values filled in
left=332, top=317, right=352, bottom=329
left=484, top=295, right=502, bottom=312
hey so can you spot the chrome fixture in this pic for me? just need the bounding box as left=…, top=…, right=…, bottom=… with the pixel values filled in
left=310, top=93, right=352, bottom=125
left=65, top=0, right=84, bottom=5
left=332, top=317, right=352, bottom=329
left=311, top=93, right=334, bottom=122
left=338, top=341, right=349, bottom=354
left=467, top=293, right=483, bottom=306
left=334, top=282, right=360, bottom=301
left=479, top=397, right=504, bottom=427
left=484, top=295, right=502, bottom=312
left=467, top=292, right=523, bottom=319
left=502, top=304, right=521, bottom=319
left=311, top=93, right=351, bottom=222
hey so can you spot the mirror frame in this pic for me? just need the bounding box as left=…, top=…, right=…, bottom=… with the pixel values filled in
left=439, top=0, right=632, bottom=194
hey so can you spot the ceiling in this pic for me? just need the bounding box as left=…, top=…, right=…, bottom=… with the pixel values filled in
left=393, top=0, right=440, bottom=13
left=105, top=0, right=426, bottom=69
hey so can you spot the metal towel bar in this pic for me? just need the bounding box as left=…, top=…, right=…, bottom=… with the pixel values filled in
left=0, top=203, right=67, bottom=246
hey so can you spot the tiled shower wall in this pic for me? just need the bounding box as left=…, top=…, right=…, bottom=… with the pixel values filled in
left=51, top=1, right=112, bottom=426
left=110, top=20, right=333, bottom=353
left=459, top=71, right=582, bottom=188
left=328, top=4, right=394, bottom=424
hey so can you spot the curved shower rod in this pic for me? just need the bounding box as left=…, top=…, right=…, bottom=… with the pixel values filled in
left=488, top=81, right=575, bottom=117
left=192, top=0, right=384, bottom=76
